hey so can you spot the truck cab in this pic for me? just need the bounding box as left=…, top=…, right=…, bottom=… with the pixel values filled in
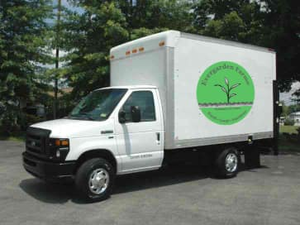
left=23, top=86, right=164, bottom=201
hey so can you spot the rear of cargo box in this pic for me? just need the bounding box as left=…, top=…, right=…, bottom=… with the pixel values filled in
left=171, top=33, right=276, bottom=149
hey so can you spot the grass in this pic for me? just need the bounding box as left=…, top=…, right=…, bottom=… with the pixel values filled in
left=0, top=135, right=25, bottom=142
left=279, top=125, right=300, bottom=153
left=280, top=125, right=299, bottom=134
left=279, top=136, right=300, bottom=153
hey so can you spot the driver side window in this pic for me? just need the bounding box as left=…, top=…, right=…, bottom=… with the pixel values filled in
left=122, top=91, right=156, bottom=123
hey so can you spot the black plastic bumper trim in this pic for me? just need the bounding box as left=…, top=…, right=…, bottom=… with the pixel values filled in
left=22, top=152, right=76, bottom=180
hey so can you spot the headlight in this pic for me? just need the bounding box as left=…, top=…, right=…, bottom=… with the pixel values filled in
left=49, top=138, right=70, bottom=161
left=56, top=149, right=61, bottom=158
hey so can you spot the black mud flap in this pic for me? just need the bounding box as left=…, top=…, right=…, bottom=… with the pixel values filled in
left=273, top=80, right=281, bottom=155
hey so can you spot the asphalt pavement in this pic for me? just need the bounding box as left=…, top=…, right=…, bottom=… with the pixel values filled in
left=0, top=140, right=300, bottom=225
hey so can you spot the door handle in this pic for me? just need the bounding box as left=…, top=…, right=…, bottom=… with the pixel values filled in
left=156, top=132, right=160, bottom=142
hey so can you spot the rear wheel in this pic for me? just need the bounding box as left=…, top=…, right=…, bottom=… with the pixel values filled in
left=215, top=147, right=239, bottom=178
left=75, top=158, right=115, bottom=202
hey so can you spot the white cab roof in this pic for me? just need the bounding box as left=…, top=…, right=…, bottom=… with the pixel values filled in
left=95, top=85, right=157, bottom=91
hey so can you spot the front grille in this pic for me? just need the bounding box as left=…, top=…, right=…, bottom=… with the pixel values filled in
left=26, top=127, right=51, bottom=158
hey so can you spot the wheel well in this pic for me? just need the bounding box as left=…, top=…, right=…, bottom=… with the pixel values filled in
left=75, top=149, right=117, bottom=174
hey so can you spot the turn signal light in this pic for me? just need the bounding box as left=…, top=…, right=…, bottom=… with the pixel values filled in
left=55, top=139, right=69, bottom=146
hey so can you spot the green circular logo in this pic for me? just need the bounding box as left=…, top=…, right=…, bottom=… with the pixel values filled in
left=196, top=61, right=255, bottom=125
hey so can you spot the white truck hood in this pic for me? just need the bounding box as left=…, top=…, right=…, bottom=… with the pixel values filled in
left=31, top=118, right=114, bottom=138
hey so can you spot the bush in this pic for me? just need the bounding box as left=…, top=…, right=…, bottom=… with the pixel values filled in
left=23, top=114, right=44, bottom=129
left=284, top=118, right=295, bottom=126
left=0, top=107, right=22, bottom=136
left=0, top=110, right=44, bottom=137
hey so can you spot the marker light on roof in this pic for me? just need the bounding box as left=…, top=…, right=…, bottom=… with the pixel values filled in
left=159, top=41, right=165, bottom=47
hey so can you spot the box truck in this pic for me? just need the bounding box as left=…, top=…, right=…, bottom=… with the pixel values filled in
left=23, top=31, right=278, bottom=201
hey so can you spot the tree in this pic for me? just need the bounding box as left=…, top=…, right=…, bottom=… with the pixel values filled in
left=292, top=89, right=300, bottom=103
left=62, top=1, right=128, bottom=101
left=0, top=0, right=53, bottom=135
left=193, top=0, right=264, bottom=43
left=261, top=0, right=300, bottom=92
left=193, top=0, right=300, bottom=93
left=116, top=0, right=194, bottom=39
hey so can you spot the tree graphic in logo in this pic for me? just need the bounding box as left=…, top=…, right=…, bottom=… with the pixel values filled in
left=214, top=77, right=241, bottom=103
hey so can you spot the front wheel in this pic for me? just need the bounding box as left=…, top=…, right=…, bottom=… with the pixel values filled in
left=215, top=147, right=239, bottom=178
left=75, top=158, right=115, bottom=202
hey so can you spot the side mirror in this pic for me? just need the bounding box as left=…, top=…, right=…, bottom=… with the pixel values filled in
left=118, top=110, right=126, bottom=124
left=131, top=106, right=141, bottom=123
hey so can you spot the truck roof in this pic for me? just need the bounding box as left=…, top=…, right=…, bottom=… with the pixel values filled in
left=110, top=30, right=275, bottom=61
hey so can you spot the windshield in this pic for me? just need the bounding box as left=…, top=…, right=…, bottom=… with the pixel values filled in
left=69, top=89, right=127, bottom=121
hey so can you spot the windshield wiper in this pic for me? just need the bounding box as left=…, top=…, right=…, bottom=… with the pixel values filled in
left=68, top=112, right=95, bottom=121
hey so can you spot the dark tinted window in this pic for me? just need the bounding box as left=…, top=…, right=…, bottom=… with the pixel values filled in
left=122, top=91, right=156, bottom=122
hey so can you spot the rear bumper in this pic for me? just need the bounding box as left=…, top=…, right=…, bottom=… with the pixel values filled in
left=22, top=152, right=76, bottom=181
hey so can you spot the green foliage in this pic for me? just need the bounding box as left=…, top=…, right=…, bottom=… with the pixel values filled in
left=281, top=103, right=290, bottom=117
left=193, top=0, right=300, bottom=93
left=116, top=0, right=194, bottom=32
left=261, top=0, right=300, bottom=91
left=288, top=104, right=300, bottom=113
left=60, top=0, right=300, bottom=114
left=281, top=103, right=300, bottom=117
left=61, top=0, right=195, bottom=103
left=284, top=118, right=295, bottom=126
left=292, top=89, right=300, bottom=103
left=0, top=0, right=53, bottom=135
left=62, top=1, right=128, bottom=101
left=194, top=0, right=264, bottom=43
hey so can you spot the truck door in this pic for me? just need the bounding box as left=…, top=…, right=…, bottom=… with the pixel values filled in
left=114, top=89, right=164, bottom=173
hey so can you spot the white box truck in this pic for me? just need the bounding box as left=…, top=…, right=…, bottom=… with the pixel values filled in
left=23, top=31, right=278, bottom=201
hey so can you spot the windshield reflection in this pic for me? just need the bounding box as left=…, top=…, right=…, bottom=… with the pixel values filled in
left=69, top=89, right=127, bottom=121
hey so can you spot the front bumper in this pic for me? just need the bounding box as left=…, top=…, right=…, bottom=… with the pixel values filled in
left=23, top=152, right=76, bottom=181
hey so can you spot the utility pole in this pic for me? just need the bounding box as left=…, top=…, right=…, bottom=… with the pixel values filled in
left=128, top=0, right=133, bottom=40
left=53, top=0, right=61, bottom=119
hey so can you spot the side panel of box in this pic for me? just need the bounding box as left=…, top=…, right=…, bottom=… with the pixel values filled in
left=172, top=36, right=275, bottom=148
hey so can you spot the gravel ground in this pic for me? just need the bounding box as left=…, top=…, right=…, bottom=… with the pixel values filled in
left=0, top=140, right=300, bottom=225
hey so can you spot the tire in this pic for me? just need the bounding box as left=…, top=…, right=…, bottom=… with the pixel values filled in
left=75, top=158, right=115, bottom=202
left=215, top=147, right=239, bottom=178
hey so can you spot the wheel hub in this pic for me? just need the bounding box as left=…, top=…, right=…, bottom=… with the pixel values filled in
left=89, top=168, right=109, bottom=194
left=225, top=153, right=238, bottom=173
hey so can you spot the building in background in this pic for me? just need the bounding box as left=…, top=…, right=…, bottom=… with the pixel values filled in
left=288, top=112, right=300, bottom=126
